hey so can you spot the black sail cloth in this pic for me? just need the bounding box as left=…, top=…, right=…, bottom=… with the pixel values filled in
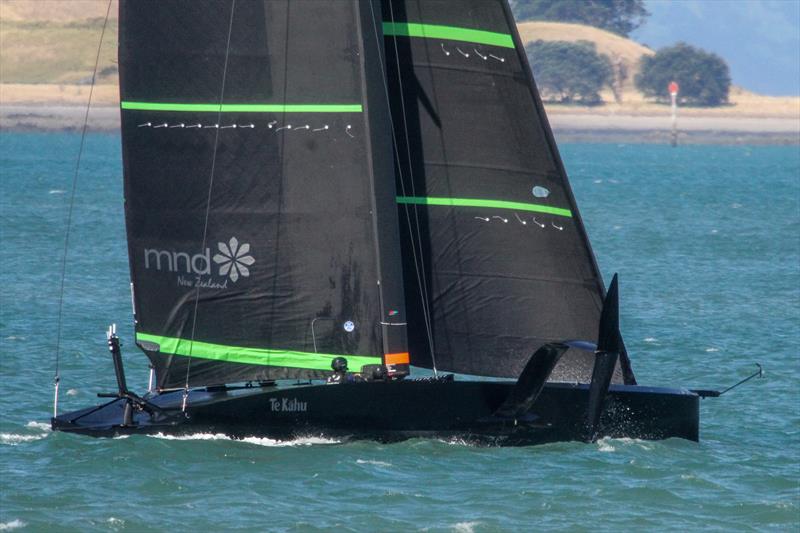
left=119, top=0, right=407, bottom=388
left=382, top=0, right=635, bottom=383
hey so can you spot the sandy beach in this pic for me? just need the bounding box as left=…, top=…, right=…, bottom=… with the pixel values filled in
left=2, top=101, right=797, bottom=145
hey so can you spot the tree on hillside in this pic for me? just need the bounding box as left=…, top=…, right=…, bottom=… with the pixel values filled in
left=635, top=43, right=731, bottom=106
left=511, top=0, right=649, bottom=37
left=526, top=40, right=612, bottom=105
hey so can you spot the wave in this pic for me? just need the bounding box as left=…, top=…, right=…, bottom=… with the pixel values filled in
left=356, top=458, right=392, bottom=467
left=0, top=520, right=26, bottom=531
left=25, top=421, right=51, bottom=431
left=149, top=432, right=340, bottom=447
left=0, top=433, right=47, bottom=446
left=452, top=521, right=482, bottom=533
left=596, top=436, right=655, bottom=453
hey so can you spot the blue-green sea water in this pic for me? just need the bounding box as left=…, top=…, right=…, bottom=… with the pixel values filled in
left=1, top=134, right=798, bottom=531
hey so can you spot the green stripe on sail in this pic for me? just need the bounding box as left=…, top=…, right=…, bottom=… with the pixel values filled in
left=136, top=333, right=381, bottom=370
left=382, top=22, right=514, bottom=49
left=396, top=196, right=573, bottom=218
left=121, top=101, right=363, bottom=113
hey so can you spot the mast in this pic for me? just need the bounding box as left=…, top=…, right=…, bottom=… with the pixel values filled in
left=118, top=0, right=407, bottom=388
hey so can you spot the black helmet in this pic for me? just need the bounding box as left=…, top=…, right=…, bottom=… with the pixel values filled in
left=331, top=357, right=348, bottom=373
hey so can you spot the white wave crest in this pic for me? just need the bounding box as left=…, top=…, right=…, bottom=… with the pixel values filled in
left=452, top=521, right=481, bottom=533
left=0, top=433, right=47, bottom=445
left=25, top=421, right=50, bottom=431
left=436, top=437, right=475, bottom=446
left=356, top=459, right=392, bottom=467
left=597, top=438, right=616, bottom=452
left=48, top=189, right=65, bottom=194
left=596, top=437, right=653, bottom=453
left=150, top=433, right=340, bottom=446
left=0, top=520, right=26, bottom=531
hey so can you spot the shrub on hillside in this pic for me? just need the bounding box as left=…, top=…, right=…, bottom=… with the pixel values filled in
left=635, top=43, right=731, bottom=106
left=511, top=0, right=649, bottom=37
left=526, top=40, right=612, bottom=105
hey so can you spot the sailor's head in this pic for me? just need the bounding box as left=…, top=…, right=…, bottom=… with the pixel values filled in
left=331, top=357, right=348, bottom=373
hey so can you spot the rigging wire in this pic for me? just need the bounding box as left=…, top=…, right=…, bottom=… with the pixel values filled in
left=52, top=0, right=113, bottom=417
left=368, top=0, right=438, bottom=375
left=182, top=0, right=237, bottom=410
left=265, top=2, right=294, bottom=375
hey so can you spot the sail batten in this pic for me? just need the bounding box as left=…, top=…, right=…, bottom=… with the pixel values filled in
left=396, top=196, right=572, bottom=217
left=382, top=22, right=514, bottom=48
left=121, top=101, right=364, bottom=113
left=136, top=333, right=381, bottom=370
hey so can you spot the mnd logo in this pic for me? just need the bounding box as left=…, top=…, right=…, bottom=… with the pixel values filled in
left=143, top=237, right=255, bottom=288
left=213, top=237, right=255, bottom=282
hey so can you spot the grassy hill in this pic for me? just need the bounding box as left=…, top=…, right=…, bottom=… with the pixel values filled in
left=0, top=0, right=118, bottom=84
left=517, top=20, right=653, bottom=100
left=1, top=1, right=797, bottom=120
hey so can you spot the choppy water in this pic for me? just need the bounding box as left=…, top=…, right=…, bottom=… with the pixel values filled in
left=1, top=134, right=798, bottom=531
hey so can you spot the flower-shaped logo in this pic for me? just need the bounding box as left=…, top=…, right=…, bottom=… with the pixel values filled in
left=213, top=237, right=255, bottom=282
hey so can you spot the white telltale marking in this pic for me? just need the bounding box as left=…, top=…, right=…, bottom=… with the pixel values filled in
left=492, top=215, right=508, bottom=223
left=474, top=48, right=488, bottom=60
left=203, top=124, right=219, bottom=129
left=551, top=222, right=564, bottom=231
left=440, top=43, right=451, bottom=56
left=275, top=124, right=292, bottom=132
left=169, top=123, right=185, bottom=128
left=343, top=321, right=355, bottom=333
left=456, top=47, right=469, bottom=58
left=153, top=123, right=168, bottom=128
left=345, top=125, right=354, bottom=138
left=186, top=123, right=202, bottom=128
left=533, top=217, right=545, bottom=228
left=514, top=213, right=527, bottom=225
left=489, top=54, right=505, bottom=62
left=532, top=186, right=550, bottom=198
left=312, top=124, right=330, bottom=132
left=294, top=125, right=310, bottom=131
left=239, top=124, right=255, bottom=129
left=474, top=216, right=490, bottom=222
left=137, top=122, right=152, bottom=128
left=220, top=124, right=237, bottom=129
left=267, top=120, right=278, bottom=129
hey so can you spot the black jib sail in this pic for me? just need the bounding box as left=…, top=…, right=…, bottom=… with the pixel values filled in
left=381, top=0, right=635, bottom=383
left=119, top=0, right=407, bottom=389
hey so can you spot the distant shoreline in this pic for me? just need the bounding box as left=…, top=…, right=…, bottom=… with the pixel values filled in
left=1, top=104, right=798, bottom=145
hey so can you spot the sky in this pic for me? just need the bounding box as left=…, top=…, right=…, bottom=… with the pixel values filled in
left=632, top=0, right=800, bottom=96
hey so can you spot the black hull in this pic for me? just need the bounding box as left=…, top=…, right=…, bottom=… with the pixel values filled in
left=52, top=380, right=699, bottom=446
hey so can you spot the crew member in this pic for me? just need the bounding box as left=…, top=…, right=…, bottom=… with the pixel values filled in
left=326, top=357, right=349, bottom=384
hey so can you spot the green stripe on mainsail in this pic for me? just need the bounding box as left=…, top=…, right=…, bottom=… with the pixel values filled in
left=121, top=101, right=363, bottom=113
left=136, top=333, right=381, bottom=370
left=396, top=196, right=573, bottom=218
left=382, top=22, right=514, bottom=48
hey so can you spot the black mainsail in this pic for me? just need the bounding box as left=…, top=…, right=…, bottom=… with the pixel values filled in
left=381, top=0, right=635, bottom=383
left=119, top=0, right=408, bottom=389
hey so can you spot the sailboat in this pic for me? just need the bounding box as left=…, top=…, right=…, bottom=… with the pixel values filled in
left=52, top=0, right=705, bottom=445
